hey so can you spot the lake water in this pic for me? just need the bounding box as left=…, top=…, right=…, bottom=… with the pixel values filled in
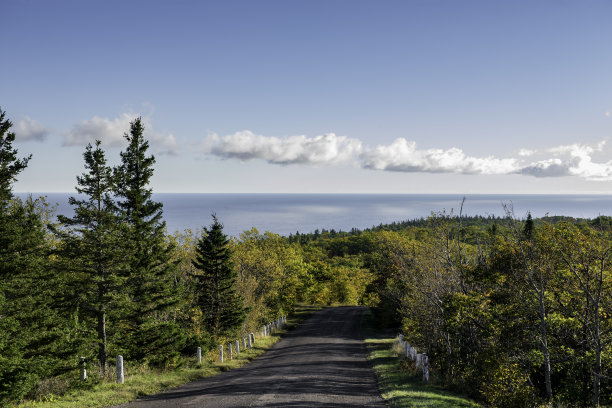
left=17, top=193, right=612, bottom=237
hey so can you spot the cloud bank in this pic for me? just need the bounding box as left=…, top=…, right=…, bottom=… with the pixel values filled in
left=14, top=117, right=50, bottom=142
left=22, top=110, right=612, bottom=181
left=202, top=131, right=612, bottom=181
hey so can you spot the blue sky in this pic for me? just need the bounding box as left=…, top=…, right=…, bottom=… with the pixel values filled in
left=3, top=0, right=612, bottom=193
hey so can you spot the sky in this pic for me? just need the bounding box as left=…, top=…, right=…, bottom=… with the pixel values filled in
left=3, top=0, right=612, bottom=194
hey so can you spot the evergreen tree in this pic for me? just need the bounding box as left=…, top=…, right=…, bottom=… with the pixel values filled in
left=192, top=215, right=247, bottom=340
left=114, top=118, right=185, bottom=365
left=54, top=141, right=127, bottom=374
left=523, top=212, right=534, bottom=240
left=0, top=108, right=71, bottom=402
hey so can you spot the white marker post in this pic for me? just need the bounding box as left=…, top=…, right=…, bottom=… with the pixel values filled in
left=116, top=355, right=124, bottom=384
left=219, top=345, right=224, bottom=363
left=197, top=346, right=202, bottom=364
left=80, top=357, right=86, bottom=380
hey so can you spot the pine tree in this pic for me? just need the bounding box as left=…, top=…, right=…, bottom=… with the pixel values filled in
left=192, top=215, right=247, bottom=341
left=54, top=141, right=127, bottom=374
left=114, top=118, right=185, bottom=365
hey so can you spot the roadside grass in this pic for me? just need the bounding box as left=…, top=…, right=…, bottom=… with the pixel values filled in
left=14, top=305, right=321, bottom=408
left=362, top=309, right=481, bottom=408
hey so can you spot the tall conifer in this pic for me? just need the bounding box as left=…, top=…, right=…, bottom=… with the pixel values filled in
left=0, top=108, right=71, bottom=401
left=54, top=141, right=127, bottom=374
left=114, top=118, right=185, bottom=364
left=192, top=216, right=247, bottom=341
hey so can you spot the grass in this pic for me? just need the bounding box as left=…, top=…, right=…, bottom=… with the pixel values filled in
left=14, top=305, right=321, bottom=408
left=362, top=309, right=481, bottom=408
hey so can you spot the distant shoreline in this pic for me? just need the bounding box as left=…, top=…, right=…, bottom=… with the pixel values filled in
left=15, top=193, right=612, bottom=237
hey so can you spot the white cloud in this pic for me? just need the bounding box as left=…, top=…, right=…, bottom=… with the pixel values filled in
left=518, top=141, right=612, bottom=180
left=204, top=131, right=363, bottom=165
left=64, top=113, right=137, bottom=147
left=362, top=139, right=519, bottom=175
left=14, top=117, right=50, bottom=142
left=64, top=112, right=179, bottom=154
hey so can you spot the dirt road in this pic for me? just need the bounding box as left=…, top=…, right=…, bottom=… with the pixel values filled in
left=116, top=306, right=386, bottom=407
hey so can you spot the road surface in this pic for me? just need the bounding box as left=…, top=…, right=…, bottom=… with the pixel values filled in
left=115, top=306, right=386, bottom=407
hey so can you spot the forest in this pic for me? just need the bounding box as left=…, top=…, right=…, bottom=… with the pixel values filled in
left=1, top=108, right=611, bottom=407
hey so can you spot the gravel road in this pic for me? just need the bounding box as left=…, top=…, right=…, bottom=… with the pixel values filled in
left=114, top=306, right=386, bottom=407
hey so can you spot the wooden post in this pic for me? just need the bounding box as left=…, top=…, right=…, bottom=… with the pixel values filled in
left=235, top=339, right=240, bottom=354
left=80, top=356, right=87, bottom=380
left=229, top=342, right=233, bottom=359
left=219, top=345, right=224, bottom=363
left=116, top=355, right=124, bottom=384
left=197, top=346, right=202, bottom=363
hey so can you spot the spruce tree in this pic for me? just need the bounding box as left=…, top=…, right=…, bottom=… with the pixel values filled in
left=114, top=118, right=185, bottom=365
left=192, top=215, right=247, bottom=341
left=54, top=141, right=127, bottom=374
left=0, top=108, right=39, bottom=401
left=0, top=108, right=71, bottom=402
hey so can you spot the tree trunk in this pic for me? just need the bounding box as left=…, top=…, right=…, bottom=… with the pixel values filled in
left=593, top=307, right=601, bottom=406
left=97, top=310, right=108, bottom=375
left=538, top=294, right=553, bottom=402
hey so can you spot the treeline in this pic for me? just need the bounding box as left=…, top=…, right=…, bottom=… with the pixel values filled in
left=365, top=213, right=612, bottom=406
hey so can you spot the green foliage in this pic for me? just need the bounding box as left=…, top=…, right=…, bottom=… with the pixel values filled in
left=363, top=309, right=480, bottom=408
left=113, top=118, right=186, bottom=365
left=366, top=213, right=612, bottom=406
left=233, top=228, right=305, bottom=328
left=192, top=216, right=247, bottom=341
left=0, top=108, right=74, bottom=403
left=52, top=141, right=128, bottom=374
